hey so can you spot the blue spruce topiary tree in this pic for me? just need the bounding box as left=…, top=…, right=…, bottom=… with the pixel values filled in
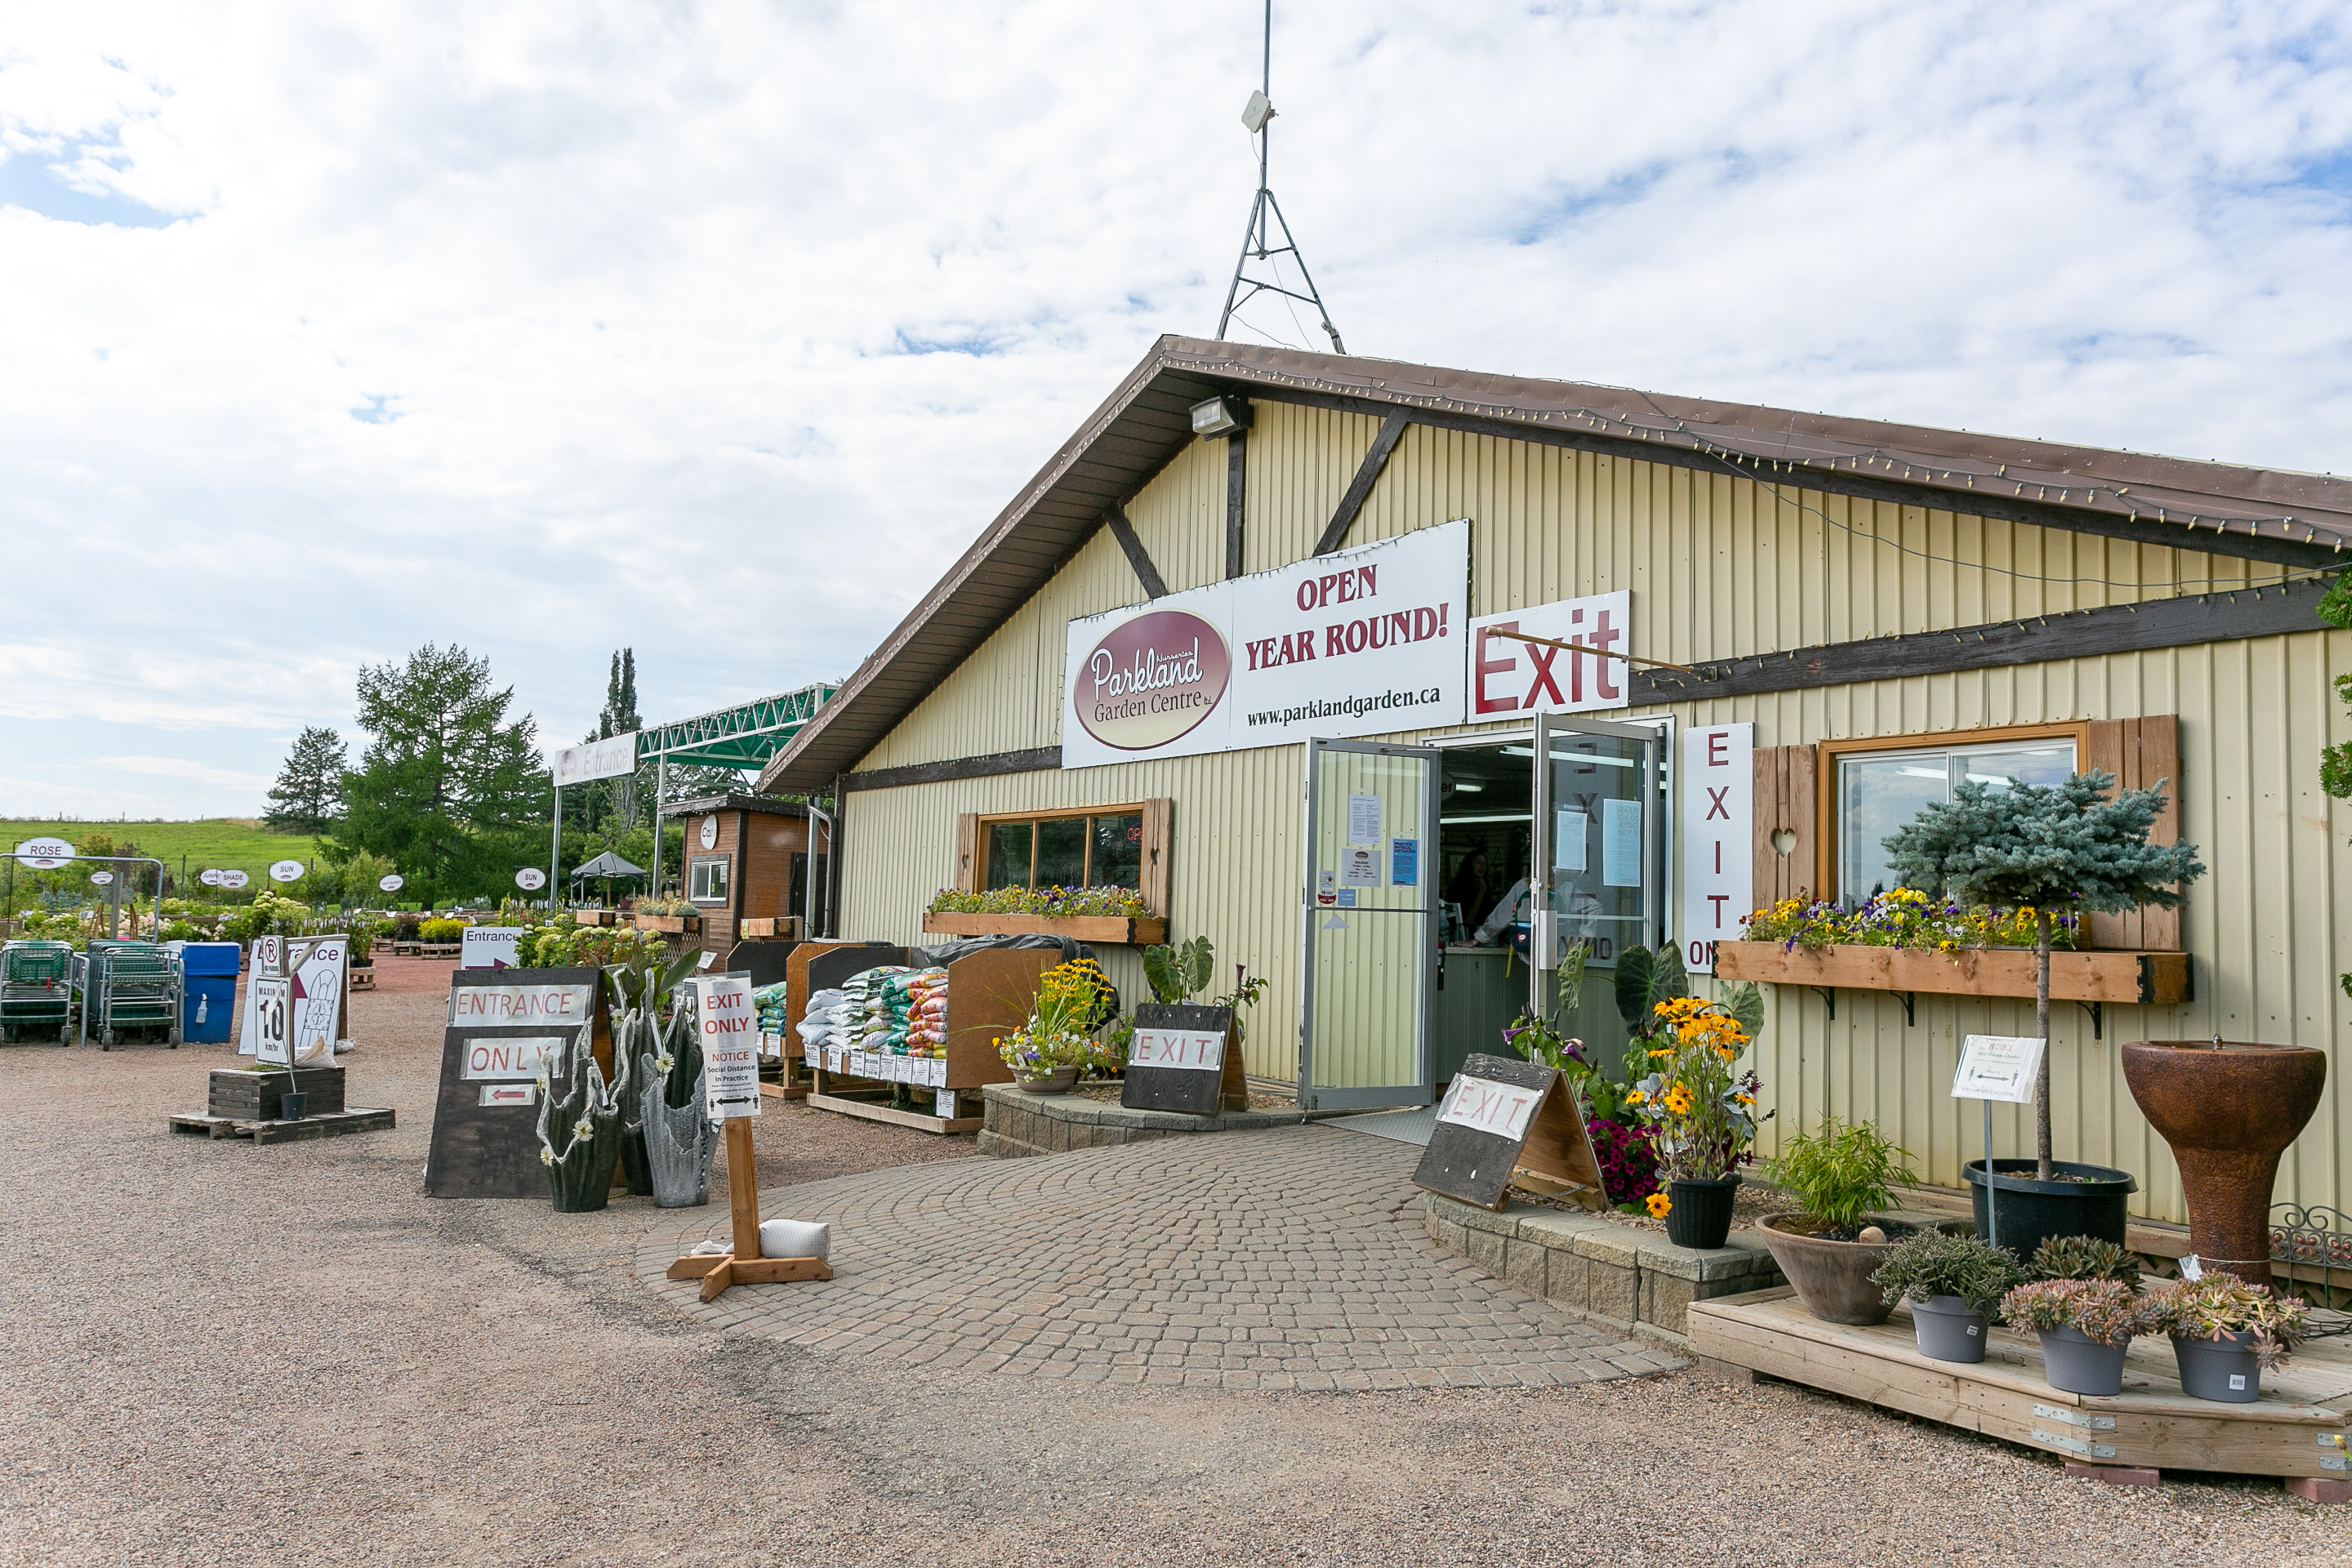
left=1882, top=770, right=2204, bottom=1177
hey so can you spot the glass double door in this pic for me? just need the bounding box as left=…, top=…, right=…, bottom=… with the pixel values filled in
left=1528, top=711, right=1664, bottom=996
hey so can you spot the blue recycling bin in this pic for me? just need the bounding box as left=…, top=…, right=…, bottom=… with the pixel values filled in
left=180, top=942, right=240, bottom=1044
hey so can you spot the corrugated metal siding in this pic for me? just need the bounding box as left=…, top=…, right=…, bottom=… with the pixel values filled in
left=839, top=404, right=2347, bottom=1221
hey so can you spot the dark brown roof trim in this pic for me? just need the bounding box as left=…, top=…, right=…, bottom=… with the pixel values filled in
left=666, top=793, right=809, bottom=817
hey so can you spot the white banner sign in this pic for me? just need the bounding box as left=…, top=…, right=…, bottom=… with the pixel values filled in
left=1435, top=1073, right=1544, bottom=1143
left=461, top=926, right=525, bottom=969
left=1466, top=590, right=1633, bottom=719
left=14, top=837, right=74, bottom=870
left=553, top=732, right=639, bottom=786
left=1128, top=1027, right=1225, bottom=1072
left=462, top=1035, right=568, bottom=1080
left=450, top=982, right=593, bottom=1027
left=1060, top=520, right=1469, bottom=768
left=693, top=973, right=761, bottom=1119
left=1677, top=722, right=1753, bottom=969
left=1953, top=1035, right=2047, bottom=1103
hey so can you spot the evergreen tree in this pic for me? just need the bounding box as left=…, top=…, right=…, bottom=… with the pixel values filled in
left=1884, top=771, right=2203, bottom=1177
left=336, top=644, right=548, bottom=903
left=265, top=726, right=348, bottom=833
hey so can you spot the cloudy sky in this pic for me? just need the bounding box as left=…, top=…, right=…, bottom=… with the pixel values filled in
left=3, top=2, right=2349, bottom=819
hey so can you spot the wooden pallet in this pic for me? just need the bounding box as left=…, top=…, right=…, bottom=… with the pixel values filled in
left=806, top=1090, right=982, bottom=1135
left=167, top=1107, right=396, bottom=1145
left=1690, top=1286, right=2351, bottom=1493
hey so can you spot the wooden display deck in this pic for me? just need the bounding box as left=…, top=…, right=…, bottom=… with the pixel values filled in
left=168, top=1107, right=396, bottom=1145
left=1690, top=1287, right=2351, bottom=1488
left=805, top=1090, right=983, bottom=1135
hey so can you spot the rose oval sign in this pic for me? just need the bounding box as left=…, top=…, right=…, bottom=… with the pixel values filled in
left=198, top=868, right=224, bottom=886
left=14, top=837, right=74, bottom=871
left=217, top=869, right=250, bottom=889
left=379, top=873, right=405, bottom=893
left=1072, top=608, right=1232, bottom=752
left=514, top=867, right=547, bottom=891
left=269, top=859, right=305, bottom=883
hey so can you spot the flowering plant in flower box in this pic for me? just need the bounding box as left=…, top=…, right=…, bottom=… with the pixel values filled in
left=931, top=885, right=1151, bottom=919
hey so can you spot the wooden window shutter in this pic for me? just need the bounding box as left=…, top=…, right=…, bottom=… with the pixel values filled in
left=2084, top=715, right=2183, bottom=951
left=1139, top=798, right=1174, bottom=918
left=955, top=813, right=979, bottom=893
left=1752, top=746, right=1818, bottom=909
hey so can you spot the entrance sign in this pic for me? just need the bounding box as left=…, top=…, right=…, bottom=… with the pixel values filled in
left=269, top=859, right=305, bottom=883
left=514, top=867, right=547, bottom=892
left=693, top=973, right=761, bottom=1119
left=1061, top=520, right=1469, bottom=768
left=553, top=731, right=638, bottom=786
left=461, top=926, right=526, bottom=970
left=427, top=967, right=604, bottom=1199
left=1954, top=1035, right=2046, bottom=1103
left=1467, top=590, right=1633, bottom=718
left=1677, top=722, right=1753, bottom=969
left=1122, top=1003, right=1245, bottom=1116
left=1412, top=1052, right=1606, bottom=1213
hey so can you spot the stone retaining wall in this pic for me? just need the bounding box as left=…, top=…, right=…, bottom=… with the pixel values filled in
left=979, top=1085, right=1343, bottom=1158
left=1423, top=1193, right=1785, bottom=1344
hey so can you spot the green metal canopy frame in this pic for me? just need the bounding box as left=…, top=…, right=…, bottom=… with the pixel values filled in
left=550, top=683, right=837, bottom=904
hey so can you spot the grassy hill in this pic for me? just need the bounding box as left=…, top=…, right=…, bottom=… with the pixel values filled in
left=0, top=818, right=322, bottom=881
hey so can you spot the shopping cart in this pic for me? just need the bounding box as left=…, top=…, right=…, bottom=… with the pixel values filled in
left=1, top=940, right=74, bottom=1045
left=83, top=939, right=180, bottom=1049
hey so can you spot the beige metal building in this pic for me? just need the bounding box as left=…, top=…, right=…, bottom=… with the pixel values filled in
left=763, top=336, right=2352, bottom=1224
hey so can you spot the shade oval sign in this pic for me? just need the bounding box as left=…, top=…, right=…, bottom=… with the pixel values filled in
left=1073, top=608, right=1232, bottom=752
left=217, top=870, right=250, bottom=889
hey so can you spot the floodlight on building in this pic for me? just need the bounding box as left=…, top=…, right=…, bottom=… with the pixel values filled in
left=1191, top=395, right=1254, bottom=439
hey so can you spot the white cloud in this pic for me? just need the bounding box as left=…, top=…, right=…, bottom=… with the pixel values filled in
left=2, top=2, right=2350, bottom=816
left=87, top=755, right=278, bottom=791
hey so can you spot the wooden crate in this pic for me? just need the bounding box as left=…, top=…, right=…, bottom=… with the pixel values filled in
left=207, top=1067, right=345, bottom=1120
left=1713, top=941, right=2189, bottom=1004
left=920, top=912, right=1167, bottom=945
left=1689, top=1286, right=2350, bottom=1481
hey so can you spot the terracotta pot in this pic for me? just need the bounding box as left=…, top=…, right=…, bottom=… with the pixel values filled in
left=2121, top=1040, right=2327, bottom=1288
left=1759, top=1214, right=1899, bottom=1325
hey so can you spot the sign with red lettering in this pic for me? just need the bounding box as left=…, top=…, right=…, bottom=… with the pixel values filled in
left=449, top=983, right=592, bottom=1025
left=428, top=967, right=605, bottom=1199
left=461, top=1035, right=565, bottom=1080
left=1435, top=1073, right=1544, bottom=1143
left=1128, top=1027, right=1226, bottom=1071
left=1062, top=519, right=1468, bottom=768
left=1466, top=590, right=1633, bottom=719
left=1413, top=1052, right=1607, bottom=1214
left=1677, top=722, right=1752, bottom=970
left=693, top=973, right=761, bottom=1119
left=1121, top=1003, right=1245, bottom=1115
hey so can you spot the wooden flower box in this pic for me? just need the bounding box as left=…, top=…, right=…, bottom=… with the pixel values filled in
left=1713, top=940, right=2189, bottom=1005
left=573, top=910, right=612, bottom=926
left=633, top=914, right=698, bottom=934
left=921, top=912, right=1168, bottom=945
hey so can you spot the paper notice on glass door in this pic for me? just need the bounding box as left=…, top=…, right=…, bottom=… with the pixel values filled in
left=1340, top=844, right=1381, bottom=886
left=1553, top=808, right=1588, bottom=872
left=1601, top=798, right=1643, bottom=889
left=1347, top=792, right=1382, bottom=846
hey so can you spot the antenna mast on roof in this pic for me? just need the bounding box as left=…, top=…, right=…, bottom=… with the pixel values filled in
left=1215, top=0, right=1346, bottom=354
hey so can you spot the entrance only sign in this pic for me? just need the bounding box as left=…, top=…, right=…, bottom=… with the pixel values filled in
left=694, top=973, right=761, bottom=1120
left=1677, top=722, right=1753, bottom=970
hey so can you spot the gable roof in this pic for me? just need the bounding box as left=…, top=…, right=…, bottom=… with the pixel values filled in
left=761, top=334, right=2352, bottom=794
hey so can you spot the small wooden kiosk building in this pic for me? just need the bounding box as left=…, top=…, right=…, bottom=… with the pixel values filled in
left=670, top=793, right=819, bottom=956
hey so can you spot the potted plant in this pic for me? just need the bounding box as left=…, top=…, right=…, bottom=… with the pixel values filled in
left=1624, top=993, right=1763, bottom=1250
left=1999, top=1278, right=2149, bottom=1396
left=1872, top=1230, right=2026, bottom=1362
left=2029, top=1233, right=2140, bottom=1286
left=1757, top=1116, right=1922, bottom=1325
left=996, top=958, right=1108, bottom=1094
left=2145, top=1274, right=2309, bottom=1403
left=1883, top=768, right=2203, bottom=1259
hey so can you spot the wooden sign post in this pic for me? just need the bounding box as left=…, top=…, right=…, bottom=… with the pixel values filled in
left=1120, top=1002, right=1245, bottom=1116
left=1410, top=1051, right=1608, bottom=1213
left=666, top=972, right=832, bottom=1302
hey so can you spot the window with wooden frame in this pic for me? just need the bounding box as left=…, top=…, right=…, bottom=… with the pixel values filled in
left=687, top=856, right=730, bottom=905
left=954, top=800, right=1173, bottom=915
left=1753, top=719, right=2181, bottom=950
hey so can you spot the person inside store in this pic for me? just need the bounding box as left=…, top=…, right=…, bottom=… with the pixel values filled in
left=1472, top=851, right=1603, bottom=958
left=1443, top=845, right=1492, bottom=937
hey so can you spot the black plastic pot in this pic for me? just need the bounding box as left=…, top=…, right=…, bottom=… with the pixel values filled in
left=1964, top=1159, right=2136, bottom=1263
left=1910, top=1294, right=1989, bottom=1364
left=2037, top=1325, right=2129, bottom=1396
left=278, top=1092, right=307, bottom=1120
left=1665, top=1176, right=1740, bottom=1251
left=2173, top=1332, right=2261, bottom=1402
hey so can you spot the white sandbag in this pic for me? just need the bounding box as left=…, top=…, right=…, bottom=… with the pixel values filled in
left=758, top=1218, right=831, bottom=1261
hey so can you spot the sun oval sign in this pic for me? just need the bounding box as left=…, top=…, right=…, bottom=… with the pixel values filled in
left=1073, top=608, right=1232, bottom=753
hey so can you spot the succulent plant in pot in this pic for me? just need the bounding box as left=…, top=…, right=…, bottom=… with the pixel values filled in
left=1870, top=1230, right=2026, bottom=1363
left=1757, top=1116, right=1924, bottom=1325
left=2000, top=1278, right=2151, bottom=1396
left=2144, top=1274, right=2309, bottom=1403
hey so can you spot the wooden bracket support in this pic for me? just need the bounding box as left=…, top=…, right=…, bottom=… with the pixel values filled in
left=1810, top=985, right=1835, bottom=1022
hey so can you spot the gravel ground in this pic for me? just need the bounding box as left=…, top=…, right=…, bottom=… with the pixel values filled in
left=2, top=955, right=2347, bottom=1566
